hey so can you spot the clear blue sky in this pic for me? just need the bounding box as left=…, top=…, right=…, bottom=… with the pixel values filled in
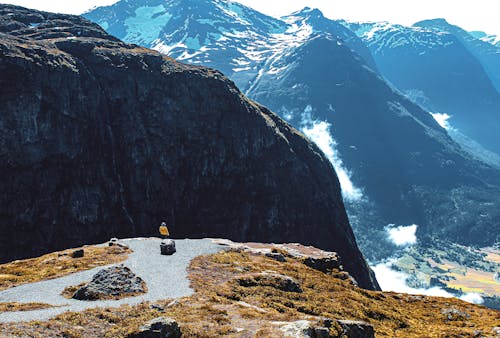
left=1, top=0, right=499, bottom=36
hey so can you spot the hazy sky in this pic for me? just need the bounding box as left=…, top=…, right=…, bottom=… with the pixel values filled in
left=0, top=0, right=499, bottom=35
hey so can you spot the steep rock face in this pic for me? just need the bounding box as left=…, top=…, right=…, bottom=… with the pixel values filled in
left=0, top=5, right=378, bottom=290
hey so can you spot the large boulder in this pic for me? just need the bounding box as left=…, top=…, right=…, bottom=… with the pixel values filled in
left=160, top=239, right=176, bottom=256
left=127, top=317, right=181, bottom=338
left=0, top=4, right=378, bottom=290
left=336, top=320, right=375, bottom=338
left=72, top=265, right=146, bottom=300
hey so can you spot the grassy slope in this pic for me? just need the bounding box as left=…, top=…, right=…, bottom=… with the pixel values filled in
left=0, top=247, right=498, bottom=337
left=0, top=244, right=130, bottom=291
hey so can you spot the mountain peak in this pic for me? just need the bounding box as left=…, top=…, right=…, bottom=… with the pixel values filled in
left=413, top=18, right=451, bottom=28
left=289, top=7, right=325, bottom=19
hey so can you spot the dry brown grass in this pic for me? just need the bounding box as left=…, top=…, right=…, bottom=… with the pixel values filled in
left=0, top=248, right=498, bottom=337
left=0, top=245, right=131, bottom=291
left=0, top=302, right=55, bottom=312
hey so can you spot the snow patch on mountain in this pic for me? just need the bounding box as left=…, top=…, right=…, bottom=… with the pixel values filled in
left=468, top=31, right=500, bottom=46
left=431, top=113, right=453, bottom=130
left=124, top=5, right=172, bottom=46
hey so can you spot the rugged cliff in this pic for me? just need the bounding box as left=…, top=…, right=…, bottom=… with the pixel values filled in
left=0, top=5, right=378, bottom=290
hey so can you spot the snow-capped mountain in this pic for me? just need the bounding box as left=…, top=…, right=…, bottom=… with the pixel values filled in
left=469, top=31, right=500, bottom=47
left=84, top=2, right=376, bottom=92
left=346, top=20, right=500, bottom=155
left=415, top=19, right=500, bottom=93
left=84, top=0, right=500, bottom=260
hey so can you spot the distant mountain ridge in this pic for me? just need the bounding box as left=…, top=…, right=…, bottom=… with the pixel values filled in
left=415, top=19, right=500, bottom=93
left=84, top=1, right=377, bottom=93
left=84, top=0, right=500, bottom=260
left=346, top=19, right=500, bottom=155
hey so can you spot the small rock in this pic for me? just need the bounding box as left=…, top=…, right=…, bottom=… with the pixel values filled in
left=314, top=327, right=330, bottom=338
left=127, top=317, right=181, bottom=338
left=160, top=239, right=176, bottom=255
left=72, top=265, right=146, bottom=300
left=279, top=320, right=315, bottom=337
left=441, top=308, right=470, bottom=321
left=237, top=273, right=302, bottom=293
left=302, top=255, right=341, bottom=273
left=337, top=320, right=375, bottom=338
left=70, top=249, right=84, bottom=258
left=266, top=252, right=286, bottom=262
left=150, top=304, right=165, bottom=312
left=109, top=238, right=129, bottom=249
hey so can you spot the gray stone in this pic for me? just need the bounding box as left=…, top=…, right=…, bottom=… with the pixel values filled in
left=127, top=317, right=181, bottom=338
left=109, top=238, right=129, bottom=249
left=302, top=255, right=342, bottom=273
left=238, top=273, right=302, bottom=293
left=276, top=320, right=331, bottom=338
left=160, top=240, right=176, bottom=256
left=70, top=249, right=84, bottom=258
left=72, top=265, right=146, bottom=300
left=314, top=327, right=330, bottom=338
left=150, top=304, right=165, bottom=312
left=441, top=308, right=470, bottom=321
left=266, top=252, right=286, bottom=262
left=278, top=320, right=315, bottom=337
left=337, top=320, right=375, bottom=338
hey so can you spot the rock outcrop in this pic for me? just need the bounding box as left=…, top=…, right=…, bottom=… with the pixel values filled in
left=275, top=318, right=375, bottom=338
left=127, top=317, right=181, bottom=338
left=72, top=265, right=146, bottom=300
left=237, top=272, right=303, bottom=293
left=0, top=5, right=377, bottom=290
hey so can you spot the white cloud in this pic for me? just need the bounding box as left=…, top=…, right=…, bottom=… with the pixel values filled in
left=373, top=260, right=453, bottom=297
left=299, top=106, right=363, bottom=201
left=373, top=260, right=484, bottom=304
left=459, top=293, right=484, bottom=304
left=386, top=224, right=418, bottom=246
left=431, top=113, right=453, bottom=130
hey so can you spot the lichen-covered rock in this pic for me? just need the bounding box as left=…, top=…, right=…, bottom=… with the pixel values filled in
left=302, top=255, right=342, bottom=273
left=336, top=320, right=375, bottom=338
left=0, top=4, right=378, bottom=290
left=72, top=265, right=146, bottom=300
left=237, top=273, right=303, bottom=293
left=127, top=317, right=181, bottom=338
left=265, top=252, right=286, bottom=262
left=441, top=308, right=470, bottom=321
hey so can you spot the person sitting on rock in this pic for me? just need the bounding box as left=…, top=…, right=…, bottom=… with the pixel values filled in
left=159, top=222, right=170, bottom=239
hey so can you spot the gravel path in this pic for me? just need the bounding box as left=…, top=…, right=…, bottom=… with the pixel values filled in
left=0, top=238, right=225, bottom=323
